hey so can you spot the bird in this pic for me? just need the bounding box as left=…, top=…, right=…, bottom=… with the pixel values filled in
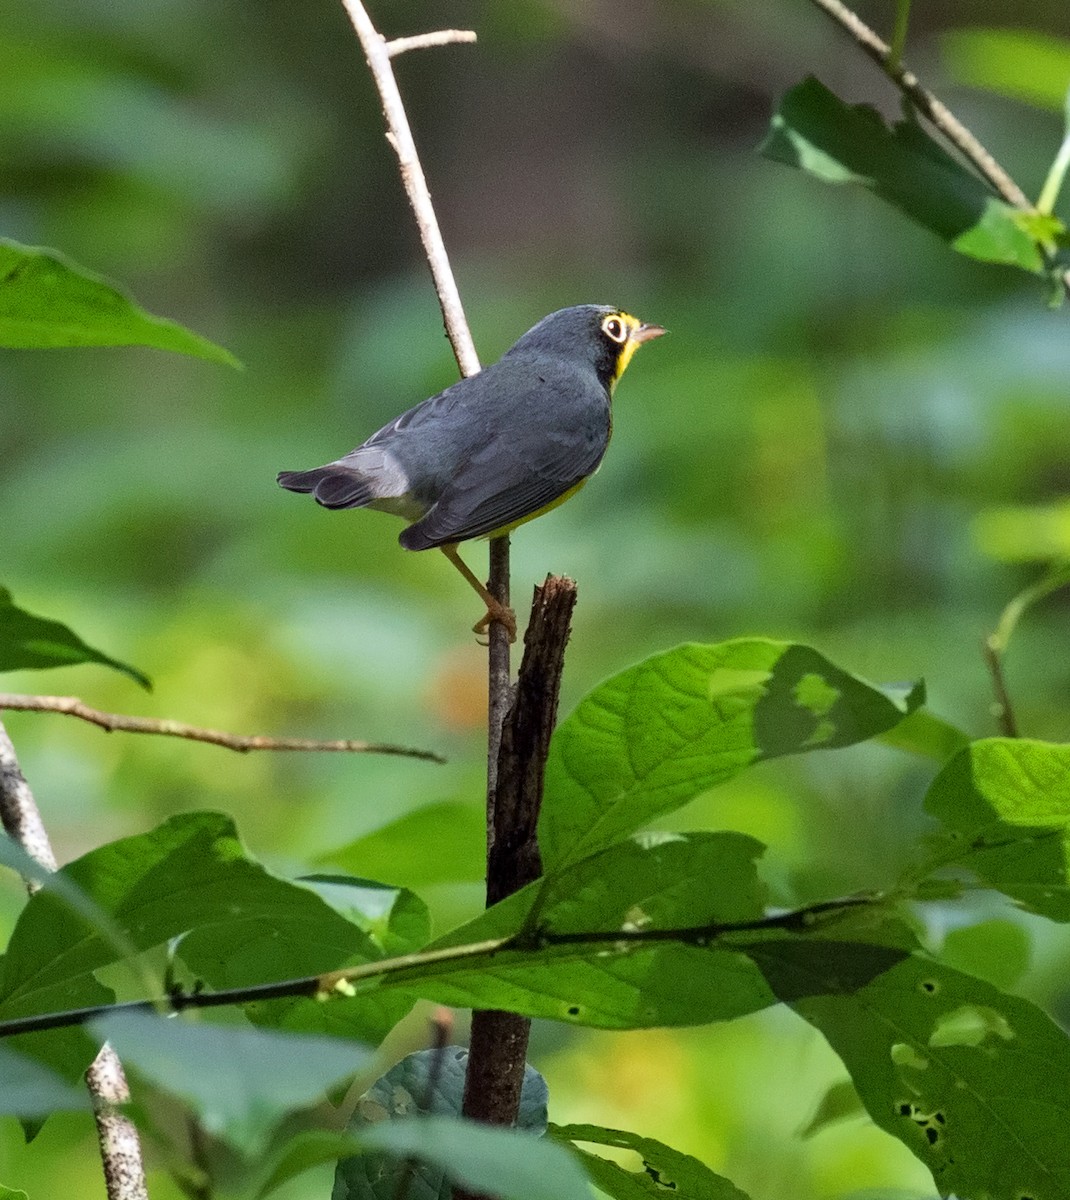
left=277, top=304, right=666, bottom=641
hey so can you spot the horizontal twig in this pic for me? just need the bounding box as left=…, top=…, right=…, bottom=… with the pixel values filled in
left=0, top=896, right=874, bottom=1040
left=384, top=29, right=476, bottom=58
left=0, top=694, right=444, bottom=763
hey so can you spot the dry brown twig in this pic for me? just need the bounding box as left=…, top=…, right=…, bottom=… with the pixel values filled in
left=0, top=720, right=149, bottom=1200
left=0, top=693, right=444, bottom=762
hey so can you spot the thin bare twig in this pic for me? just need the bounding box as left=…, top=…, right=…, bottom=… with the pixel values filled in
left=806, top=0, right=1032, bottom=211
left=0, top=720, right=148, bottom=1200
left=0, top=694, right=444, bottom=763
left=339, top=3, right=480, bottom=376
left=385, top=30, right=476, bottom=58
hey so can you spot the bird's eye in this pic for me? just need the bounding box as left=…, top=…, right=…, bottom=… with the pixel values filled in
left=602, top=315, right=627, bottom=343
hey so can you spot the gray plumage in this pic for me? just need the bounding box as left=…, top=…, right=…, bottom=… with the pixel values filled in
left=278, top=305, right=621, bottom=550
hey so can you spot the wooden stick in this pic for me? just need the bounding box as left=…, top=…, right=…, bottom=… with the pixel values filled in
left=0, top=693, right=444, bottom=762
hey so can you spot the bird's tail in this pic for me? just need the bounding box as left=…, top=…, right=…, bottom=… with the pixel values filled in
left=277, top=466, right=375, bottom=510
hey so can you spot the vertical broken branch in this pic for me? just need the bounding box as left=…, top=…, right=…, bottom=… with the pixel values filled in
left=0, top=720, right=148, bottom=1200
left=460, top=577, right=577, bottom=1144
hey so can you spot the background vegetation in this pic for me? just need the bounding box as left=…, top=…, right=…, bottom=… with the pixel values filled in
left=3, top=1, right=1070, bottom=1196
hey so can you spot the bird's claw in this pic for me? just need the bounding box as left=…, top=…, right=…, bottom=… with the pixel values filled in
left=473, top=603, right=517, bottom=644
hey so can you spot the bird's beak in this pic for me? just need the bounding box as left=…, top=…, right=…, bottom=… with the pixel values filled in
left=632, top=322, right=667, bottom=344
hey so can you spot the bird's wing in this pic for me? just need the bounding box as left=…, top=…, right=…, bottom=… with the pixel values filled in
left=399, top=413, right=607, bottom=550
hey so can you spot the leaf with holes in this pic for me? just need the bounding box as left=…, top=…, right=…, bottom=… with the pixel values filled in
left=0, top=238, right=240, bottom=364
left=0, top=586, right=150, bottom=688
left=549, top=1123, right=750, bottom=1199
left=376, top=833, right=905, bottom=1030
left=791, top=956, right=1070, bottom=1200
left=923, top=738, right=1070, bottom=919
left=540, top=639, right=922, bottom=868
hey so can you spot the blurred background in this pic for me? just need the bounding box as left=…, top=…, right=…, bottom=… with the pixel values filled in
left=3, top=0, right=1070, bottom=1196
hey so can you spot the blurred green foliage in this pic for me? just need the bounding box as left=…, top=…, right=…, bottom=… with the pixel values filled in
left=4, top=1, right=1070, bottom=1197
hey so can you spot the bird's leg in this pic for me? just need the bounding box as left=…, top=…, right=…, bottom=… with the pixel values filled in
left=440, top=544, right=517, bottom=643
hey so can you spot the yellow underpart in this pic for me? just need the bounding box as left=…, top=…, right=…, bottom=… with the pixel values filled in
left=482, top=477, right=590, bottom=539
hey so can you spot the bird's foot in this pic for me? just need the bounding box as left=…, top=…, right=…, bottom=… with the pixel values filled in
left=473, top=600, right=517, bottom=644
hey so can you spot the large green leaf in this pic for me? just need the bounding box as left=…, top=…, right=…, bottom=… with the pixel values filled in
left=377, top=833, right=778, bottom=1028
left=211, top=875, right=429, bottom=1044
left=0, top=1043, right=90, bottom=1116
left=923, top=738, right=1070, bottom=919
left=550, top=1123, right=750, bottom=1200
left=92, top=1012, right=370, bottom=1157
left=0, top=239, right=240, bottom=365
left=540, top=639, right=922, bottom=868
left=335, top=1049, right=547, bottom=1200
left=760, top=77, right=1052, bottom=274
left=317, top=800, right=486, bottom=886
left=0, top=586, right=150, bottom=688
left=351, top=1116, right=592, bottom=1200
left=791, top=957, right=1070, bottom=1200
left=0, top=813, right=419, bottom=1048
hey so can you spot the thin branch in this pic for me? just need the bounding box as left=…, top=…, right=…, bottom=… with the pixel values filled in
left=0, top=896, right=874, bottom=1041
left=980, top=562, right=1070, bottom=739
left=982, top=637, right=1019, bottom=739
left=0, top=694, right=444, bottom=763
left=806, top=0, right=1032, bottom=211
left=339, top=2, right=480, bottom=377
left=0, top=720, right=148, bottom=1200
left=385, top=29, right=476, bottom=58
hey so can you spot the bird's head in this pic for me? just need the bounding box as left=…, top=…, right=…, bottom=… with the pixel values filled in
left=507, top=304, right=666, bottom=390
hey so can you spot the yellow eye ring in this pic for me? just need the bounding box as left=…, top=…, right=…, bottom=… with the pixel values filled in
left=601, top=315, right=627, bottom=343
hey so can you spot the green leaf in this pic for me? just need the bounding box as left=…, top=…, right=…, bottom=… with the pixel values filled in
left=0, top=1042, right=90, bottom=1116
left=939, top=919, right=1032, bottom=991
left=350, top=1116, right=592, bottom=1200
left=383, top=833, right=777, bottom=1028
left=540, top=639, right=922, bottom=868
left=876, top=709, right=970, bottom=763
left=760, top=77, right=1045, bottom=273
left=1, top=814, right=416, bottom=1048
left=223, top=875, right=429, bottom=1043
left=923, top=738, right=1070, bottom=919
left=550, top=1123, right=750, bottom=1199
left=0, top=239, right=240, bottom=366
left=0, top=1186, right=28, bottom=1200
left=0, top=586, right=150, bottom=688
left=792, top=957, right=1070, bottom=1200
left=974, top=500, right=1070, bottom=562
left=317, top=801, right=487, bottom=886
left=92, top=1012, right=370, bottom=1157
left=799, top=1080, right=865, bottom=1139
left=336, top=1049, right=547, bottom=1200
left=942, top=28, right=1070, bottom=113
left=255, top=1130, right=362, bottom=1200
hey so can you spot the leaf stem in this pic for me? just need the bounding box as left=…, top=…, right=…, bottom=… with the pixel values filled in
left=887, top=0, right=911, bottom=74
left=1037, top=131, right=1070, bottom=217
